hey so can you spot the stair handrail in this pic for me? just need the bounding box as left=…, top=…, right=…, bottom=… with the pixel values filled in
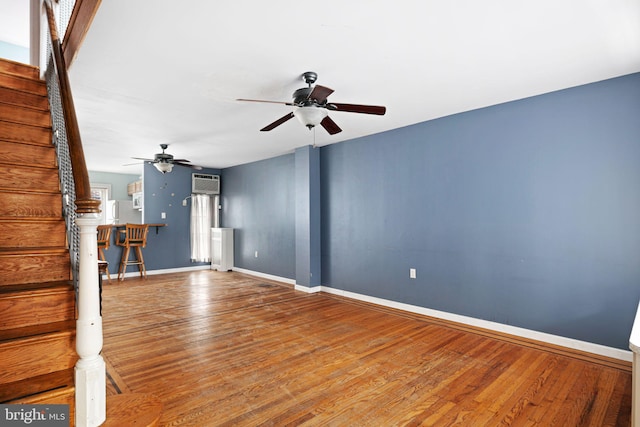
left=43, top=0, right=100, bottom=215
left=42, top=2, right=106, bottom=426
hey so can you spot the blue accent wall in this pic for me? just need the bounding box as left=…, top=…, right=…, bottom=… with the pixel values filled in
left=96, top=164, right=221, bottom=275
left=320, top=73, right=640, bottom=349
left=295, top=145, right=322, bottom=286
left=221, top=73, right=640, bottom=350
left=171, top=73, right=640, bottom=350
left=221, top=154, right=296, bottom=279
left=142, top=163, right=221, bottom=271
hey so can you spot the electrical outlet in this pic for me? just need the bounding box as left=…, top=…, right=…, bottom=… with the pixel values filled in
left=255, top=251, right=259, bottom=258
left=161, top=212, right=166, bottom=219
left=410, top=268, right=417, bottom=279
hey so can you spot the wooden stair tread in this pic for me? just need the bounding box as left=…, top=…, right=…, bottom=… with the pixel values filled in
left=0, top=368, right=74, bottom=403
left=0, top=140, right=57, bottom=169
left=0, top=320, right=75, bottom=342
left=0, top=63, right=77, bottom=417
left=0, top=59, right=40, bottom=80
left=0, top=247, right=69, bottom=255
left=0, top=187, right=61, bottom=195
left=0, top=102, right=51, bottom=128
left=0, top=217, right=65, bottom=223
left=0, top=72, right=47, bottom=96
left=0, top=118, right=51, bottom=146
left=0, top=87, right=49, bottom=111
left=0, top=281, right=73, bottom=295
left=0, top=164, right=62, bottom=189
left=104, top=394, right=163, bottom=427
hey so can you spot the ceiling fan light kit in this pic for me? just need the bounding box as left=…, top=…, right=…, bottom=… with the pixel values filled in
left=128, top=143, right=203, bottom=173
left=294, top=105, right=328, bottom=129
left=154, top=162, right=174, bottom=174
left=237, top=71, right=386, bottom=135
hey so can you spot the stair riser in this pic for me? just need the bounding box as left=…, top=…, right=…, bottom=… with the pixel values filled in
left=0, top=332, right=76, bottom=384
left=0, top=120, right=51, bottom=145
left=0, top=59, right=39, bottom=80
left=0, top=140, right=57, bottom=169
left=0, top=253, right=71, bottom=285
left=0, top=86, right=48, bottom=111
left=0, top=165, right=60, bottom=193
left=9, top=386, right=75, bottom=424
left=0, top=103, right=51, bottom=127
left=0, top=193, right=62, bottom=218
left=0, top=73, right=47, bottom=96
left=0, top=221, right=66, bottom=249
left=9, top=386, right=75, bottom=427
left=0, top=289, right=74, bottom=331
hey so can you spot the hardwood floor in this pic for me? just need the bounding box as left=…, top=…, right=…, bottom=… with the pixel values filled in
left=101, top=270, right=631, bottom=426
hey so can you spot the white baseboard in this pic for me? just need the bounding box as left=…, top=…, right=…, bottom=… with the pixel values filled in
left=231, top=267, right=297, bottom=286
left=122, top=265, right=631, bottom=363
left=294, top=284, right=632, bottom=363
left=104, top=264, right=212, bottom=280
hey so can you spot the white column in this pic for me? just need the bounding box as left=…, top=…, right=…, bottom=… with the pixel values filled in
left=74, top=214, right=106, bottom=427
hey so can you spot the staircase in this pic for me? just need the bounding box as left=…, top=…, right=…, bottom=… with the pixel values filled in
left=0, top=58, right=77, bottom=416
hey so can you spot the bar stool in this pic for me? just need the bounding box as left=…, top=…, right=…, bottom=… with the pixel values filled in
left=116, top=223, right=149, bottom=281
left=96, top=224, right=112, bottom=283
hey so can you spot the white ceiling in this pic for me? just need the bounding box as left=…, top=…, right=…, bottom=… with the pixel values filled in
left=0, top=0, right=29, bottom=47
left=65, top=0, right=640, bottom=174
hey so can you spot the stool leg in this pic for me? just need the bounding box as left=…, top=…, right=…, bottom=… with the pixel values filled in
left=98, top=248, right=111, bottom=283
left=135, top=246, right=146, bottom=279
left=119, top=246, right=130, bottom=281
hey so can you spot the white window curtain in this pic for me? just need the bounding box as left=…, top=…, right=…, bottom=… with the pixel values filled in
left=190, top=194, right=212, bottom=262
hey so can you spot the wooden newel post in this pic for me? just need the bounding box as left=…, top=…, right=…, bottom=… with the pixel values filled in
left=75, top=208, right=106, bottom=427
left=43, top=1, right=108, bottom=424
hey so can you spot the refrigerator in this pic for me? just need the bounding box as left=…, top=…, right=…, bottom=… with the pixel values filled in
left=105, top=200, right=142, bottom=225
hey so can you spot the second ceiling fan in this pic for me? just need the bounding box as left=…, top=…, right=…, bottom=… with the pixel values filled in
left=130, top=144, right=202, bottom=173
left=237, top=71, right=386, bottom=135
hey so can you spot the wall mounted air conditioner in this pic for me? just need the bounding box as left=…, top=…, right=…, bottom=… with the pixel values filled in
left=192, top=174, right=220, bottom=195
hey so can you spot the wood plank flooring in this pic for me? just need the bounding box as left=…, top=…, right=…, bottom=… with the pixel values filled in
left=101, top=271, right=631, bottom=426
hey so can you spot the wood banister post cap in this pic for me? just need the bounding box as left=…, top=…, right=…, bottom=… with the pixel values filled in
left=75, top=198, right=101, bottom=214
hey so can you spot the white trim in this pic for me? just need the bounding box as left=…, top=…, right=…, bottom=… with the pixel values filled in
left=630, top=301, right=640, bottom=353
left=105, top=264, right=211, bottom=280
left=302, top=285, right=632, bottom=363
left=630, top=301, right=640, bottom=426
left=295, top=284, right=321, bottom=293
left=231, top=267, right=296, bottom=286
left=108, top=265, right=633, bottom=362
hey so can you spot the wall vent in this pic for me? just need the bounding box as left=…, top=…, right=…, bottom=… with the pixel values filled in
left=192, top=174, right=220, bottom=195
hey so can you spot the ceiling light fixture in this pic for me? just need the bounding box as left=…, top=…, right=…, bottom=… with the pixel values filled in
left=154, top=162, right=174, bottom=174
left=293, top=106, right=328, bottom=129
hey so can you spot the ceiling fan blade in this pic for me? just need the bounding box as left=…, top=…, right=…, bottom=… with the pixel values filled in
left=328, top=103, right=386, bottom=115
left=320, top=116, right=342, bottom=135
left=309, top=85, right=334, bottom=104
left=131, top=157, right=154, bottom=161
left=123, top=161, right=148, bottom=166
left=175, top=161, right=203, bottom=170
left=260, top=112, right=295, bottom=131
left=237, top=98, right=294, bottom=106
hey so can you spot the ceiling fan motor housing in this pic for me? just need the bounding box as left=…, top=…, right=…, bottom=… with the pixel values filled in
left=293, top=87, right=315, bottom=106
left=155, top=153, right=173, bottom=162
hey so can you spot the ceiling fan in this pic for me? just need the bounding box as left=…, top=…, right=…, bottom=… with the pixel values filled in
left=237, top=71, right=386, bottom=135
left=130, top=144, right=202, bottom=173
